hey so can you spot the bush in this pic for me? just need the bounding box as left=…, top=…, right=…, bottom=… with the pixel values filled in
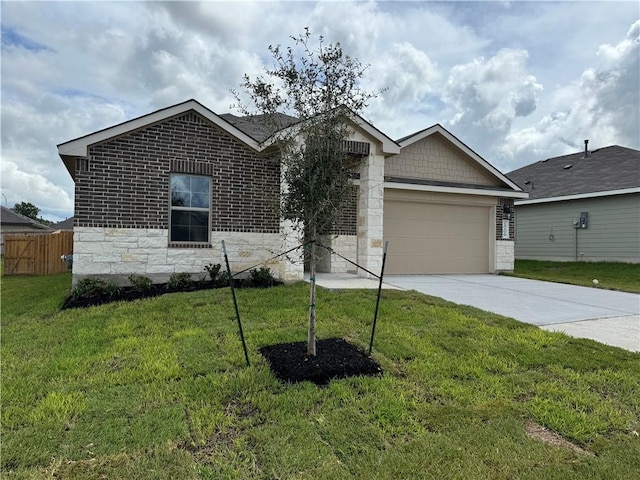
left=203, top=263, right=222, bottom=282
left=216, top=271, right=231, bottom=288
left=248, top=267, right=275, bottom=288
left=71, top=277, right=120, bottom=300
left=128, top=274, right=153, bottom=292
left=168, top=272, right=193, bottom=289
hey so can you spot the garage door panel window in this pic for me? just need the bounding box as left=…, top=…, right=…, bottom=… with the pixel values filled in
left=170, top=174, right=211, bottom=243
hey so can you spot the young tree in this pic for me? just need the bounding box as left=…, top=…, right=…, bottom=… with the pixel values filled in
left=234, top=29, right=380, bottom=355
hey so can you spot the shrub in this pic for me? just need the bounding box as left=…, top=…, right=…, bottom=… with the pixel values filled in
left=248, top=267, right=275, bottom=288
left=128, top=274, right=153, bottom=292
left=168, top=272, right=193, bottom=289
left=216, top=271, right=231, bottom=288
left=203, top=263, right=222, bottom=282
left=71, top=277, right=120, bottom=300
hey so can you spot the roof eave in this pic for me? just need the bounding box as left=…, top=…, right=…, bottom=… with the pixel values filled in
left=57, top=99, right=263, bottom=160
left=515, top=187, right=640, bottom=205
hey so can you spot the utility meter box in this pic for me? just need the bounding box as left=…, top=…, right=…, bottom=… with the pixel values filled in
left=580, top=212, right=589, bottom=229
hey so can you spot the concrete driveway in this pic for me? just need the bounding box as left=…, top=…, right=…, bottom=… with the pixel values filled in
left=384, top=275, right=640, bottom=352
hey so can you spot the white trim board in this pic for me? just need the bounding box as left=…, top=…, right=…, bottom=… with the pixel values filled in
left=515, top=187, right=639, bottom=205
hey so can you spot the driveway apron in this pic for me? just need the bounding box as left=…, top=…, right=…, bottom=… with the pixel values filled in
left=384, top=275, right=640, bottom=352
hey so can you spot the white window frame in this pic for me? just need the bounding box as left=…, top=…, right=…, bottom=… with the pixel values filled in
left=169, top=174, right=211, bottom=244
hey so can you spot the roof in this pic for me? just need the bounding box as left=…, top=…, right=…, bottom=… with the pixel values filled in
left=51, top=217, right=74, bottom=231
left=219, top=112, right=299, bottom=142
left=396, top=124, right=525, bottom=195
left=58, top=100, right=401, bottom=179
left=507, top=145, right=640, bottom=203
left=58, top=99, right=264, bottom=178
left=0, top=206, right=51, bottom=230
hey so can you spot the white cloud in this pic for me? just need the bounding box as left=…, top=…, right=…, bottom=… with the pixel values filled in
left=500, top=19, right=640, bottom=169
left=1, top=160, right=73, bottom=221
left=444, top=49, right=543, bottom=133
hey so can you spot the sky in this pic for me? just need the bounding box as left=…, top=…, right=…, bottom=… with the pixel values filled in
left=1, top=1, right=639, bottom=222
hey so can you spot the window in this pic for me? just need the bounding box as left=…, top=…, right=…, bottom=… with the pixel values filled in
left=170, top=174, right=211, bottom=243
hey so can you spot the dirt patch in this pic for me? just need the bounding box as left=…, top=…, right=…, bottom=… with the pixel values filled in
left=259, top=337, right=382, bottom=385
left=525, top=421, right=592, bottom=456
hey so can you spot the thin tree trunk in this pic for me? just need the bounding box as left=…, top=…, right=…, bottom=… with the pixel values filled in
left=307, top=239, right=317, bottom=356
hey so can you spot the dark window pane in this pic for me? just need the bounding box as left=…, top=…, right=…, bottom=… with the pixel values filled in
left=191, top=177, right=210, bottom=193
left=171, top=190, right=189, bottom=207
left=191, top=193, right=209, bottom=208
left=171, top=210, right=209, bottom=242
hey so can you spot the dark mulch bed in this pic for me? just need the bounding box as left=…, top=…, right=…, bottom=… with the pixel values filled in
left=259, top=338, right=383, bottom=385
left=61, top=280, right=282, bottom=310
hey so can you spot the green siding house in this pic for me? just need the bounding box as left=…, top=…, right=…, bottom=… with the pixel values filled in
left=507, top=144, right=640, bottom=263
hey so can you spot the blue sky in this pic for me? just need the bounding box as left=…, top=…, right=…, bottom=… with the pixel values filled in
left=1, top=1, right=638, bottom=221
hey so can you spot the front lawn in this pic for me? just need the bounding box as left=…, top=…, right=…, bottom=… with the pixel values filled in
left=2, top=273, right=639, bottom=479
left=507, top=259, right=640, bottom=293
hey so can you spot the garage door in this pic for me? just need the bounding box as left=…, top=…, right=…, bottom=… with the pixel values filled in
left=384, top=194, right=491, bottom=274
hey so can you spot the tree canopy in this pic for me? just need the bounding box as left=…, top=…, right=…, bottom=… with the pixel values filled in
left=234, top=29, right=381, bottom=355
left=13, top=201, right=40, bottom=220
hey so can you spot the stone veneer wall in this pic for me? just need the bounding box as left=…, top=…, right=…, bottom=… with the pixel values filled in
left=73, top=228, right=285, bottom=285
left=495, top=240, right=515, bottom=272
left=316, top=235, right=357, bottom=273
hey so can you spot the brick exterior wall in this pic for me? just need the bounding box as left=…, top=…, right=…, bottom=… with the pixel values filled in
left=333, top=185, right=358, bottom=236
left=496, top=197, right=515, bottom=241
left=75, top=111, right=280, bottom=234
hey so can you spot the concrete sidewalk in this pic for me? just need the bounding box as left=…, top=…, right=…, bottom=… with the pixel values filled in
left=310, top=272, right=640, bottom=352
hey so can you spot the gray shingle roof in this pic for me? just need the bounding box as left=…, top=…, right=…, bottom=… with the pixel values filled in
left=0, top=206, right=51, bottom=229
left=506, top=145, right=640, bottom=200
left=52, top=217, right=74, bottom=230
left=220, top=112, right=299, bottom=143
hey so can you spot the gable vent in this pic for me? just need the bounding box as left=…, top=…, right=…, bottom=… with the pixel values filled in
left=343, top=140, right=370, bottom=157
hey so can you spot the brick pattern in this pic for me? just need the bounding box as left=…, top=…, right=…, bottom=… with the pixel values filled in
left=333, top=186, right=358, bottom=235
left=496, top=197, right=515, bottom=241
left=387, top=133, right=501, bottom=187
left=75, top=111, right=280, bottom=234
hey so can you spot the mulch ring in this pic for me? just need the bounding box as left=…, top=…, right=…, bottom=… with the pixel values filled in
left=259, top=337, right=383, bottom=386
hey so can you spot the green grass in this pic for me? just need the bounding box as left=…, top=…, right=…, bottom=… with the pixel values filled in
left=507, top=260, right=640, bottom=293
left=2, top=273, right=640, bottom=479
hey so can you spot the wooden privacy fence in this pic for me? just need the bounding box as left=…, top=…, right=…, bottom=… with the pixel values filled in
left=3, top=231, right=74, bottom=275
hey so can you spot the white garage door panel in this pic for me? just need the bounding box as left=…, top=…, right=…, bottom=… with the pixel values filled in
left=384, top=199, right=491, bottom=274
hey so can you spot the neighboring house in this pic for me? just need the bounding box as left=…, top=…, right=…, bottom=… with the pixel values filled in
left=507, top=144, right=640, bottom=263
left=57, top=99, right=527, bottom=285
left=51, top=217, right=75, bottom=231
left=0, top=206, right=51, bottom=255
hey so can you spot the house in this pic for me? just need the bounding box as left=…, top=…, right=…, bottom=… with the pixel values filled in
left=57, top=99, right=527, bottom=285
left=0, top=206, right=51, bottom=255
left=507, top=144, right=640, bottom=263
left=51, top=217, right=75, bottom=231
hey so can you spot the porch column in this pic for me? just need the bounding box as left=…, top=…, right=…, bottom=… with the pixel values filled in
left=357, top=151, right=384, bottom=277
left=279, top=218, right=304, bottom=281
left=278, top=149, right=304, bottom=281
